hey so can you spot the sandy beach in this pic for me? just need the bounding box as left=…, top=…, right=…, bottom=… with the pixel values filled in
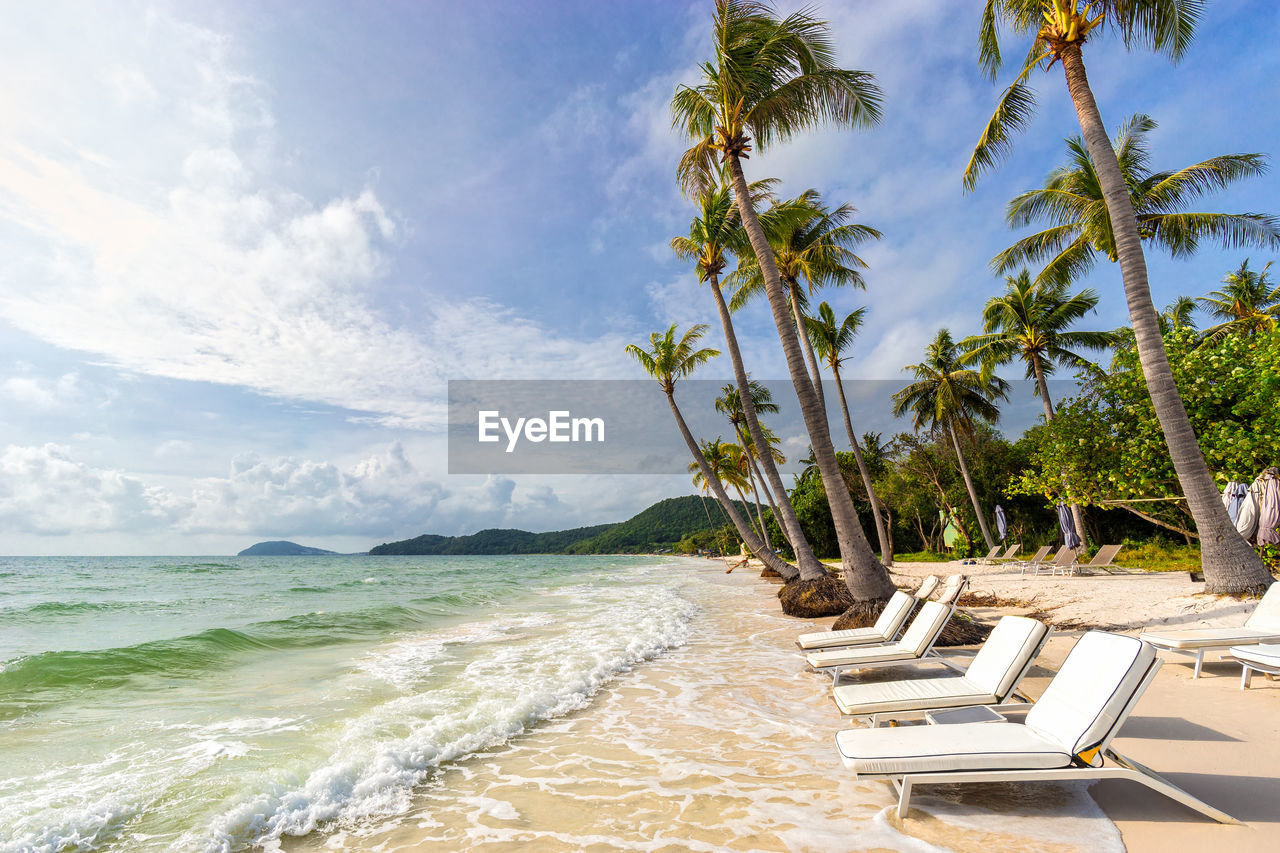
left=320, top=557, right=1278, bottom=853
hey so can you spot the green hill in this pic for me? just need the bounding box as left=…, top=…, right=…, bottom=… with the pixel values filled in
left=238, top=540, right=337, bottom=556
left=368, top=495, right=756, bottom=556
left=369, top=524, right=614, bottom=556
left=564, top=495, right=752, bottom=554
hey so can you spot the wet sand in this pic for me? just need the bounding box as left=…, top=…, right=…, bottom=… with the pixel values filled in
left=296, top=560, right=1124, bottom=852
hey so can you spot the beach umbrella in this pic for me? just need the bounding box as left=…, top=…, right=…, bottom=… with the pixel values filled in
left=994, top=505, right=1008, bottom=542
left=1222, top=480, right=1248, bottom=524
left=1056, top=503, right=1081, bottom=550
left=1254, top=469, right=1280, bottom=546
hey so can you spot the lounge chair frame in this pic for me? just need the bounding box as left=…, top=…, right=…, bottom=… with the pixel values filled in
left=855, top=660, right=1240, bottom=824
left=814, top=591, right=968, bottom=685
left=1227, top=648, right=1280, bottom=689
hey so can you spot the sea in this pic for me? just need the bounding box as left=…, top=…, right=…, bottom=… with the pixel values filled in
left=0, top=555, right=699, bottom=852
left=0, top=554, right=1122, bottom=853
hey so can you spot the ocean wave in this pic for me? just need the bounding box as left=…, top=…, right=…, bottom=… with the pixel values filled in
left=189, top=586, right=698, bottom=852
left=0, top=600, right=148, bottom=620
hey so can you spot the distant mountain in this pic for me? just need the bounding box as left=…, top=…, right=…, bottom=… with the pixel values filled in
left=238, top=540, right=338, bottom=556
left=565, top=495, right=752, bottom=554
left=369, top=524, right=614, bottom=556
left=369, top=495, right=755, bottom=556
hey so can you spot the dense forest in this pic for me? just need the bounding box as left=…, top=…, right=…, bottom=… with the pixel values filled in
left=368, top=495, right=757, bottom=556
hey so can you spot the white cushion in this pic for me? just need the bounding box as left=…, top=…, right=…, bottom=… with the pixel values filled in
left=1139, top=627, right=1280, bottom=650
left=832, top=676, right=996, bottom=716
left=806, top=642, right=915, bottom=668
left=1229, top=643, right=1280, bottom=670
left=1025, top=632, right=1158, bottom=762
left=898, top=601, right=951, bottom=655
left=914, top=575, right=941, bottom=599
left=873, top=591, right=916, bottom=635
left=796, top=591, right=915, bottom=650
left=797, top=626, right=886, bottom=651
left=964, top=616, right=1050, bottom=699
left=836, top=721, right=1071, bottom=775
left=1245, top=584, right=1280, bottom=631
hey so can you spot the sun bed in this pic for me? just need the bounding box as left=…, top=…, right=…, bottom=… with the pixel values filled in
left=832, top=615, right=1050, bottom=723
left=1012, top=546, right=1051, bottom=574
left=1227, top=643, right=1280, bottom=689
left=986, top=543, right=1021, bottom=564
left=1072, top=543, right=1126, bottom=575
left=835, top=631, right=1239, bottom=823
left=805, top=598, right=961, bottom=684
left=975, top=545, right=1002, bottom=564
left=1022, top=546, right=1077, bottom=576
left=1140, top=583, right=1280, bottom=678
left=794, top=575, right=943, bottom=652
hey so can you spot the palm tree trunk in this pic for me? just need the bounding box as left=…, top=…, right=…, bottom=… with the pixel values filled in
left=708, top=274, right=828, bottom=579
left=1031, top=355, right=1087, bottom=547
left=743, top=456, right=772, bottom=549
left=749, top=452, right=791, bottom=548
left=1059, top=44, right=1269, bottom=593
left=727, top=155, right=894, bottom=600
left=831, top=361, right=893, bottom=565
left=790, top=287, right=827, bottom=414
left=666, top=391, right=797, bottom=579
left=948, top=422, right=996, bottom=550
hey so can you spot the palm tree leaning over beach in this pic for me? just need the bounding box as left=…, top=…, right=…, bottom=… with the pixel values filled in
left=627, top=324, right=797, bottom=579
left=672, top=184, right=828, bottom=580
left=730, top=190, right=882, bottom=419
left=1198, top=259, right=1280, bottom=345
left=689, top=438, right=761, bottom=541
left=714, top=382, right=787, bottom=550
left=959, top=270, right=1115, bottom=542
left=673, top=0, right=895, bottom=603
left=965, top=0, right=1273, bottom=593
left=992, top=114, right=1279, bottom=285
left=804, top=301, right=893, bottom=565
left=893, top=329, right=1010, bottom=551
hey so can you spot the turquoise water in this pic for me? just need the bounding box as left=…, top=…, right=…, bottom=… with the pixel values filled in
left=0, top=554, right=698, bottom=852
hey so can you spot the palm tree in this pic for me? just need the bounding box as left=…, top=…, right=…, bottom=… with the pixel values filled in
left=672, top=184, right=828, bottom=580
left=966, top=0, right=1271, bottom=593
left=729, top=190, right=882, bottom=416
left=672, top=0, right=894, bottom=602
left=626, top=324, right=795, bottom=579
left=892, top=329, right=1010, bottom=550
left=805, top=301, right=893, bottom=564
left=960, top=271, right=1114, bottom=542
left=1162, top=295, right=1198, bottom=331
left=1198, top=259, right=1280, bottom=344
left=714, top=382, right=784, bottom=550
left=993, top=115, right=1280, bottom=285
left=689, top=438, right=761, bottom=539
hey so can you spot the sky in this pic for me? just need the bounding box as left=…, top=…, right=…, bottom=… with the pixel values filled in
left=1, top=1, right=1277, bottom=555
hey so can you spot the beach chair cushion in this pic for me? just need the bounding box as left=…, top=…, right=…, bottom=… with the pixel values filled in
left=962, top=616, right=1050, bottom=699
left=1139, top=627, right=1280, bottom=650
left=936, top=575, right=968, bottom=605
left=1229, top=643, right=1280, bottom=670
left=836, top=721, right=1071, bottom=774
left=914, top=575, right=941, bottom=599
left=796, top=591, right=914, bottom=650
left=832, top=675, right=996, bottom=716
left=1024, top=632, right=1157, bottom=763
left=806, top=602, right=952, bottom=668
left=1245, top=584, right=1280, bottom=631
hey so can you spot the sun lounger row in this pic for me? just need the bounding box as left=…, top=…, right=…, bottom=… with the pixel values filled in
left=791, top=575, right=1257, bottom=824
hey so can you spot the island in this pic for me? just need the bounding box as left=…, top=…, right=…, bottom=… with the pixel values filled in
left=237, top=540, right=337, bottom=556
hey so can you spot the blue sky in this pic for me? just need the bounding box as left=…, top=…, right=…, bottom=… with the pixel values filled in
left=1, top=1, right=1277, bottom=555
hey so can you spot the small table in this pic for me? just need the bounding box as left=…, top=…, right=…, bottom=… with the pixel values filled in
left=925, top=705, right=1007, bottom=726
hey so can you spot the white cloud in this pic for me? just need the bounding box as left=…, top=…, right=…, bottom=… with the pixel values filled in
left=0, top=6, right=637, bottom=430
left=0, top=444, right=184, bottom=534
